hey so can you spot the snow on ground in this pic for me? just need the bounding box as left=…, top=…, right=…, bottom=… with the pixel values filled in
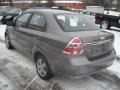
left=108, top=60, right=120, bottom=76
left=108, top=27, right=120, bottom=56
left=0, top=73, right=13, bottom=90
left=0, top=25, right=6, bottom=41
left=0, top=42, right=53, bottom=90
left=105, top=27, right=120, bottom=75
left=0, top=42, right=120, bottom=90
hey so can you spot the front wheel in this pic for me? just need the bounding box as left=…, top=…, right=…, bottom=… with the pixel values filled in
left=36, top=55, right=53, bottom=80
left=100, top=21, right=110, bottom=29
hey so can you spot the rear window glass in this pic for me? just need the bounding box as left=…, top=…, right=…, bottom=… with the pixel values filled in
left=55, top=14, right=100, bottom=32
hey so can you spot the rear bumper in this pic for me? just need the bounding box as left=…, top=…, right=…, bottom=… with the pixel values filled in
left=55, top=49, right=116, bottom=78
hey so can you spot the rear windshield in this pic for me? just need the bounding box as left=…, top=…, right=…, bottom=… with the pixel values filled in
left=55, top=14, right=100, bottom=32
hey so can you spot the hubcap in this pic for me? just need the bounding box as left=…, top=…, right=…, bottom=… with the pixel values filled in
left=5, top=36, right=9, bottom=48
left=37, top=58, right=47, bottom=77
left=101, top=22, right=108, bottom=29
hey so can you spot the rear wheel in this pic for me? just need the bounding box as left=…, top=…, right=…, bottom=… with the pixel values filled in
left=5, top=34, right=14, bottom=49
left=100, top=21, right=110, bottom=29
left=36, top=55, right=53, bottom=80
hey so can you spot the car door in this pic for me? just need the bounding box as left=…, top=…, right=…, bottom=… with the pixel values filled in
left=18, top=13, right=47, bottom=56
left=11, top=13, right=31, bottom=51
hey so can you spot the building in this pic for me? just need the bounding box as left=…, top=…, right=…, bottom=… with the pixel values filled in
left=1, top=0, right=85, bottom=10
left=54, top=0, right=85, bottom=10
left=33, top=0, right=86, bottom=10
left=0, top=0, right=33, bottom=7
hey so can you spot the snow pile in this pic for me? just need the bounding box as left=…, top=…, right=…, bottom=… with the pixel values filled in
left=0, top=25, right=6, bottom=41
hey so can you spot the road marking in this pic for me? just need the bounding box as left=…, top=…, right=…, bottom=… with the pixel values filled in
left=24, top=75, right=38, bottom=90
left=0, top=73, right=13, bottom=90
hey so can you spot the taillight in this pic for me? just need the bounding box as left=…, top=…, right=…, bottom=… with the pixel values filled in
left=63, top=37, right=84, bottom=55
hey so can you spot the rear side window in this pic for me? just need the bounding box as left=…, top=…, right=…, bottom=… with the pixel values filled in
left=29, top=14, right=46, bottom=31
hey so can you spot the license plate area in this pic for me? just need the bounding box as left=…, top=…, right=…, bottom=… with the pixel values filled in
left=85, top=40, right=113, bottom=59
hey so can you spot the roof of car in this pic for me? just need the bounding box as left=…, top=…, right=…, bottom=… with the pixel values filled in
left=25, top=8, right=74, bottom=14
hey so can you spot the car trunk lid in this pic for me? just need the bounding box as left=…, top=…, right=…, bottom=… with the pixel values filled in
left=67, top=30, right=114, bottom=61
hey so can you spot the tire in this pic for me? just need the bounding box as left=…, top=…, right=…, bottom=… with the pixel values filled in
left=100, top=21, right=110, bottom=29
left=5, top=34, right=14, bottom=49
left=36, top=55, right=53, bottom=80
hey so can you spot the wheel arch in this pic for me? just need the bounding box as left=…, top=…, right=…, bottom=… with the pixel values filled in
left=32, top=46, right=46, bottom=61
left=34, top=51, right=44, bottom=62
left=4, top=29, right=10, bottom=39
left=5, top=32, right=7, bottom=37
left=32, top=46, right=55, bottom=73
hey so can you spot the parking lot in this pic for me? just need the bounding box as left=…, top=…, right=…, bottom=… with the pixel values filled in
left=0, top=25, right=120, bottom=90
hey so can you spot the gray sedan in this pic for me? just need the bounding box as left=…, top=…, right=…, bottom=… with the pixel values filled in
left=5, top=8, right=116, bottom=80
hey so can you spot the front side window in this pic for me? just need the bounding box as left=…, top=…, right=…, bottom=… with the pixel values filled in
left=55, top=14, right=100, bottom=32
left=17, top=13, right=30, bottom=23
left=29, top=14, right=46, bottom=31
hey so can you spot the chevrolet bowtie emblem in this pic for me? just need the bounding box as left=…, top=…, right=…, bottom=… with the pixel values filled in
left=100, top=36, right=105, bottom=40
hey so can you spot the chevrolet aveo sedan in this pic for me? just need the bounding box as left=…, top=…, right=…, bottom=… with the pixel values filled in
left=5, top=8, right=116, bottom=80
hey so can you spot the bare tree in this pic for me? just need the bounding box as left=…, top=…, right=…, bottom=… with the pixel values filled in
left=33, top=0, right=41, bottom=6
left=0, top=0, right=1, bottom=6
left=0, top=0, right=13, bottom=6
left=0, top=0, right=4, bottom=6
left=33, top=0, right=54, bottom=7
left=9, top=0, right=12, bottom=6
left=47, top=0, right=54, bottom=7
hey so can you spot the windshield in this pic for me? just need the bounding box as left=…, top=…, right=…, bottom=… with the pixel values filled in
left=7, top=8, right=21, bottom=14
left=0, top=7, right=10, bottom=13
left=55, top=14, right=100, bottom=32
